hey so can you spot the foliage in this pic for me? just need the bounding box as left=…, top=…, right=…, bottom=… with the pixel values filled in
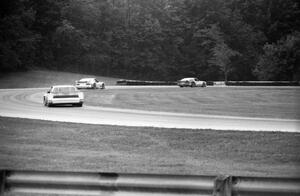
left=0, top=0, right=39, bottom=71
left=255, top=32, right=300, bottom=80
left=0, top=0, right=299, bottom=81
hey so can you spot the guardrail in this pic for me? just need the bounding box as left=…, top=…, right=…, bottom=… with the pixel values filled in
left=0, top=170, right=300, bottom=196
left=116, top=79, right=178, bottom=86
left=225, top=81, right=300, bottom=86
left=116, top=80, right=300, bottom=86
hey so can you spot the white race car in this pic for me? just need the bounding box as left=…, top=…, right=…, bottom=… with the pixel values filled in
left=75, top=78, right=105, bottom=89
left=178, top=78, right=207, bottom=87
left=43, top=85, right=84, bottom=107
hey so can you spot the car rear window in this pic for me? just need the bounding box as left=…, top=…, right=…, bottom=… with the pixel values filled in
left=52, top=87, right=76, bottom=94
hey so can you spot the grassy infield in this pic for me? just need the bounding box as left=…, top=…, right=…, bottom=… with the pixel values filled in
left=83, top=86, right=300, bottom=119
left=0, top=70, right=120, bottom=88
left=0, top=70, right=299, bottom=177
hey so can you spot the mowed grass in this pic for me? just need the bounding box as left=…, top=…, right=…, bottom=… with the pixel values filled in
left=83, top=87, right=300, bottom=119
left=0, top=70, right=120, bottom=88
left=0, top=117, right=299, bottom=177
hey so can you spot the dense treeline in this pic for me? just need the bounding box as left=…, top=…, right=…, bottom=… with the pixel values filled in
left=1, top=0, right=299, bottom=81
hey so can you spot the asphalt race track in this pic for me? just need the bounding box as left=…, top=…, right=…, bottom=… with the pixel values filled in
left=0, top=87, right=299, bottom=132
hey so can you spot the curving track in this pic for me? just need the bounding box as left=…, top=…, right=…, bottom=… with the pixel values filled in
left=0, top=87, right=299, bottom=132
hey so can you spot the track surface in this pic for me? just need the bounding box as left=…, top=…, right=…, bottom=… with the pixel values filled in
left=0, top=86, right=299, bottom=132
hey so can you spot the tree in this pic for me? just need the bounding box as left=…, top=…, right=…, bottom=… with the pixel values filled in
left=1, top=0, right=298, bottom=81
left=255, top=32, right=300, bottom=80
left=199, top=25, right=240, bottom=82
left=0, top=0, right=39, bottom=71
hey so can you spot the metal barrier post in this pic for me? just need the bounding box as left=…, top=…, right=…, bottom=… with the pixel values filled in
left=0, top=170, right=6, bottom=196
left=213, top=175, right=232, bottom=196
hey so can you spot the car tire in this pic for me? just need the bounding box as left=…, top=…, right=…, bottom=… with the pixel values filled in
left=191, top=82, right=196, bottom=87
left=77, top=103, right=83, bottom=107
left=101, top=83, right=105, bottom=89
left=92, top=83, right=96, bottom=89
left=46, top=101, right=52, bottom=107
left=44, top=97, right=51, bottom=107
left=43, top=97, right=47, bottom=106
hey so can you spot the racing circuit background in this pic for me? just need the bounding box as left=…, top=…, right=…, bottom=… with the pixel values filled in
left=0, top=0, right=300, bottom=195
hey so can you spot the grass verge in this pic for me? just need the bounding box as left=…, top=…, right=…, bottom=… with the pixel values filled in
left=0, top=70, right=120, bottom=88
left=83, top=87, right=300, bottom=119
left=0, top=117, right=299, bottom=177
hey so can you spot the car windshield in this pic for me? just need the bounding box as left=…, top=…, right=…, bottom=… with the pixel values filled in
left=78, top=78, right=93, bottom=83
left=78, top=79, right=88, bottom=83
left=52, top=87, right=76, bottom=94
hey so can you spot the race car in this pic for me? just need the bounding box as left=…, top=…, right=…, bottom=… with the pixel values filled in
left=178, top=78, right=207, bottom=87
left=43, top=85, right=84, bottom=107
left=75, top=78, right=105, bottom=89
